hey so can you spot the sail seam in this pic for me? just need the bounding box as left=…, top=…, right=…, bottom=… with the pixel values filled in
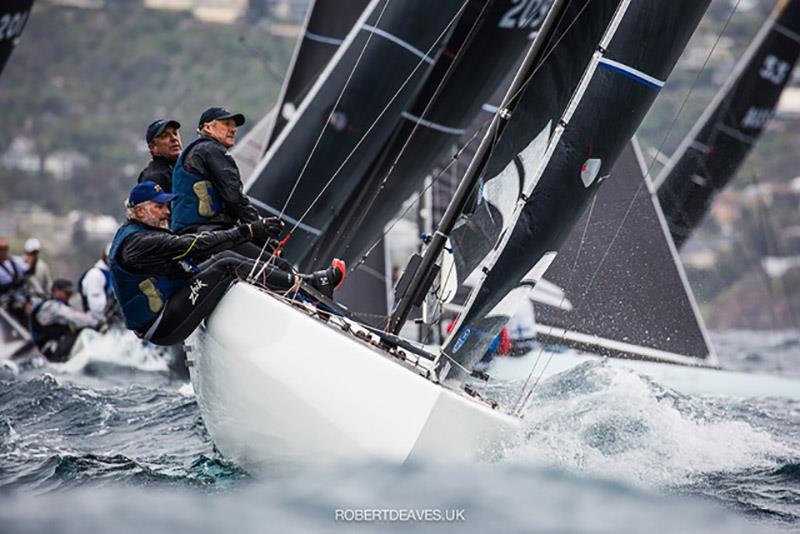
left=597, top=57, right=664, bottom=89
left=362, top=24, right=435, bottom=64
left=400, top=111, right=466, bottom=135
left=774, top=22, right=800, bottom=44
left=304, top=31, right=345, bottom=46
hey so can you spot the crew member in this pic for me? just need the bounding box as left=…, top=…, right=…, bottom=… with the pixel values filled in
left=29, top=278, right=103, bottom=362
left=79, top=244, right=121, bottom=325
left=0, top=239, right=30, bottom=325
left=137, top=119, right=182, bottom=192
left=22, top=237, right=53, bottom=300
left=111, top=181, right=345, bottom=346
left=171, top=107, right=259, bottom=236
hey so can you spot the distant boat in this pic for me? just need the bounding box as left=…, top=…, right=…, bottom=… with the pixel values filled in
left=655, top=0, right=800, bottom=248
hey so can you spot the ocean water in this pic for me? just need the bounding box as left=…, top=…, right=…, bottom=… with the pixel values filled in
left=0, top=331, right=798, bottom=533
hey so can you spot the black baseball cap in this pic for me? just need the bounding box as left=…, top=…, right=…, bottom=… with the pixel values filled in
left=197, top=107, right=245, bottom=130
left=146, top=119, right=181, bottom=144
left=52, top=278, right=75, bottom=294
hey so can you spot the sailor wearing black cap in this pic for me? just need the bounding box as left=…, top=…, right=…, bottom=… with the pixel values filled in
left=171, top=107, right=262, bottom=238
left=109, top=181, right=344, bottom=346
left=137, top=119, right=182, bottom=193
left=29, top=278, right=103, bottom=362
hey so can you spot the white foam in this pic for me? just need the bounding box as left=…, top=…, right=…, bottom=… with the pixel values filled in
left=502, top=361, right=795, bottom=487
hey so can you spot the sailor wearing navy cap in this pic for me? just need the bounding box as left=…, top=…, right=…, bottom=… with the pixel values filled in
left=108, top=182, right=344, bottom=346
left=138, top=118, right=182, bottom=193
left=170, top=106, right=263, bottom=239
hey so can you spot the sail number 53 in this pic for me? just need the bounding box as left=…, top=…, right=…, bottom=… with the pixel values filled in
left=498, top=0, right=550, bottom=30
left=759, top=54, right=790, bottom=85
left=0, top=12, right=29, bottom=42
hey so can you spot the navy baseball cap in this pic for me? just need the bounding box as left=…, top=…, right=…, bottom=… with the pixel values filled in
left=145, top=119, right=181, bottom=144
left=52, top=278, right=75, bottom=294
left=127, top=181, right=177, bottom=207
left=197, top=107, right=245, bottom=130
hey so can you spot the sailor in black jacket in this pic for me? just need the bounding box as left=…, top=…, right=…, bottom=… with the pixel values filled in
left=137, top=119, right=182, bottom=193
left=111, top=182, right=345, bottom=345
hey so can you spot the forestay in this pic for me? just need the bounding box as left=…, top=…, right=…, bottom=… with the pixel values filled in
left=440, top=0, right=712, bottom=379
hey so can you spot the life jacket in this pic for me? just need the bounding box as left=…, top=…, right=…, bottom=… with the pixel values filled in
left=0, top=258, right=26, bottom=294
left=78, top=263, right=118, bottom=316
left=29, top=298, right=70, bottom=349
left=109, top=222, right=186, bottom=331
left=170, top=137, right=222, bottom=233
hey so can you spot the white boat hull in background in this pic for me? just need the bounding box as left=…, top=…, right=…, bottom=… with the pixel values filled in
left=186, top=283, right=520, bottom=474
left=489, top=350, right=800, bottom=400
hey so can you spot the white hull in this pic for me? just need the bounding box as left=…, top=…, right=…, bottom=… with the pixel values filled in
left=490, top=350, right=800, bottom=400
left=187, top=283, right=519, bottom=473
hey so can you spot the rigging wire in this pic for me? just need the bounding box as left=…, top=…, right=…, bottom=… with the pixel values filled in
left=512, top=0, right=744, bottom=415
left=251, top=0, right=472, bottom=281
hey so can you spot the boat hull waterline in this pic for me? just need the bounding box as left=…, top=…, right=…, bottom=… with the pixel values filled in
left=186, top=282, right=520, bottom=473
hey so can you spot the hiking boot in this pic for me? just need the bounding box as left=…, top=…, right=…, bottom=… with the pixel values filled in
left=301, top=259, right=346, bottom=299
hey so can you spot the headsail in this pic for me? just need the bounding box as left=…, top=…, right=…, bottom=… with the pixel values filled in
left=246, top=0, right=467, bottom=262
left=0, top=1, right=34, bottom=79
left=307, top=0, right=551, bottom=270
left=655, top=0, right=800, bottom=248
left=535, top=139, right=717, bottom=366
left=441, top=0, right=712, bottom=378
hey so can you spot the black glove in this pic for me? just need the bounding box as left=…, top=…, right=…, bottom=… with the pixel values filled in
left=248, top=217, right=285, bottom=243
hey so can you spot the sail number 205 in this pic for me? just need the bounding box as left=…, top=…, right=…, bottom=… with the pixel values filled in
left=498, top=0, right=550, bottom=30
left=0, top=12, right=30, bottom=42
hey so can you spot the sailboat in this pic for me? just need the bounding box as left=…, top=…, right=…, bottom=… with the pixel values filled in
left=655, top=0, right=800, bottom=248
left=187, top=0, right=713, bottom=472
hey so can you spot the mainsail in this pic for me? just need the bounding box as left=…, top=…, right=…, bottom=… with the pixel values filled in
left=440, top=0, right=712, bottom=377
left=246, top=0, right=467, bottom=262
left=306, top=0, right=550, bottom=270
left=265, top=0, right=371, bottom=150
left=0, top=1, right=34, bottom=79
left=655, top=0, right=800, bottom=248
left=534, top=139, right=717, bottom=366
left=235, top=0, right=369, bottom=184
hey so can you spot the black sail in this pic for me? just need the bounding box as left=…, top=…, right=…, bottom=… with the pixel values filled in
left=235, top=0, right=369, bottom=183
left=307, top=0, right=551, bottom=270
left=246, top=0, right=467, bottom=263
left=535, top=139, right=716, bottom=365
left=442, top=0, right=711, bottom=377
left=0, top=1, right=34, bottom=80
left=265, top=0, right=371, bottom=151
left=655, top=0, right=800, bottom=248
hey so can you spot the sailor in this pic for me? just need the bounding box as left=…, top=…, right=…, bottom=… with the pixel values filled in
left=0, top=239, right=31, bottom=325
left=29, top=278, right=103, bottom=362
left=22, top=237, right=53, bottom=300
left=79, top=244, right=122, bottom=324
left=171, top=107, right=260, bottom=235
left=111, top=181, right=346, bottom=346
left=138, top=119, right=182, bottom=192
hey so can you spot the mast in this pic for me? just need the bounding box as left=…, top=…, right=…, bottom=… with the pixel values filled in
left=305, top=0, right=548, bottom=271
left=655, top=0, right=800, bottom=248
left=437, top=0, right=712, bottom=378
left=388, top=0, right=568, bottom=334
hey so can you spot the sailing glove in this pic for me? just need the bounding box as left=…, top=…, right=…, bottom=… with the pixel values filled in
left=246, top=217, right=285, bottom=242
